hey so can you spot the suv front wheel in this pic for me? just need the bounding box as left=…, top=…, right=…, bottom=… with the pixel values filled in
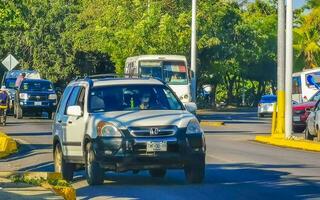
left=54, top=143, right=74, bottom=181
left=184, top=156, right=205, bottom=184
left=85, top=142, right=105, bottom=185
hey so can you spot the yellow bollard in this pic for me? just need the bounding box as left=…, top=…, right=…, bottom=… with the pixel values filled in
left=273, top=90, right=285, bottom=138
left=271, top=103, right=277, bottom=136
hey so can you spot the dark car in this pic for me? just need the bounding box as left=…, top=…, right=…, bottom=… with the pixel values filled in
left=292, top=91, right=320, bottom=132
left=14, top=79, right=57, bottom=119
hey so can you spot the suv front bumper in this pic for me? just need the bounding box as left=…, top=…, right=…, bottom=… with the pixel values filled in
left=92, top=133, right=206, bottom=172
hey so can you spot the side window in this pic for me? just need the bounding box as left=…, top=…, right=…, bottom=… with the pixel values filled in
left=292, top=76, right=301, bottom=95
left=76, top=87, right=86, bottom=111
left=312, top=92, right=320, bottom=102
left=316, top=100, right=320, bottom=111
left=57, top=86, right=73, bottom=114
left=64, top=86, right=81, bottom=115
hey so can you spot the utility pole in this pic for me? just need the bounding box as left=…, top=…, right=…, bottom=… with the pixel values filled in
left=191, top=0, right=197, bottom=102
left=274, top=0, right=286, bottom=137
left=285, top=0, right=293, bottom=138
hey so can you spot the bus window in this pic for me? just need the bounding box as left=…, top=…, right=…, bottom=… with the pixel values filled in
left=163, top=61, right=188, bottom=85
left=292, top=76, right=301, bottom=95
left=139, top=61, right=162, bottom=79
left=305, top=72, right=320, bottom=87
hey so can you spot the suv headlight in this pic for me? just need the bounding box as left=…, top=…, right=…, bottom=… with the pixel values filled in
left=97, top=122, right=122, bottom=137
left=48, top=94, right=57, bottom=100
left=19, top=93, right=29, bottom=100
left=186, top=119, right=202, bottom=134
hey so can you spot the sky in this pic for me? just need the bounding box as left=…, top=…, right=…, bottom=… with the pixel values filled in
left=294, top=0, right=306, bottom=9
left=248, top=0, right=307, bottom=9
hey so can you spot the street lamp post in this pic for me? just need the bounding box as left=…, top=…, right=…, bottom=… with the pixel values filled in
left=285, top=0, right=293, bottom=138
left=191, top=0, right=197, bottom=102
left=274, top=0, right=286, bottom=137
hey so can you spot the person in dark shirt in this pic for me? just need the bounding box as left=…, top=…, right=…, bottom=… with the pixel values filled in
left=0, top=89, right=8, bottom=106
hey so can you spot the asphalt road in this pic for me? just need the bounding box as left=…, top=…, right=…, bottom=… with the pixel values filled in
left=1, top=112, right=320, bottom=200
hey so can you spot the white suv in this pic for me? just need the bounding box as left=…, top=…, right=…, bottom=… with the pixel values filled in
left=53, top=76, right=206, bottom=185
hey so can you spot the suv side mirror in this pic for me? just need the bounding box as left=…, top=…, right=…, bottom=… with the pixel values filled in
left=67, top=105, right=82, bottom=117
left=184, top=102, right=197, bottom=114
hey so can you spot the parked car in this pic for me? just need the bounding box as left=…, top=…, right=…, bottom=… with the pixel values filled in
left=305, top=100, right=320, bottom=141
left=292, top=91, right=320, bottom=133
left=53, top=76, right=206, bottom=185
left=257, top=95, right=277, bottom=117
left=14, top=79, right=57, bottom=119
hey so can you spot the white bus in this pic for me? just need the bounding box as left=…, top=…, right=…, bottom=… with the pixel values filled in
left=292, top=68, right=320, bottom=103
left=125, top=55, right=193, bottom=103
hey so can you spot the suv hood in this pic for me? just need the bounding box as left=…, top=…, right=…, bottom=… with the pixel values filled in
left=20, top=90, right=56, bottom=95
left=92, top=110, right=195, bottom=129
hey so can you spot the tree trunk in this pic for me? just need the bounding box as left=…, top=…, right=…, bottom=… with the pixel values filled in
left=211, top=84, right=217, bottom=109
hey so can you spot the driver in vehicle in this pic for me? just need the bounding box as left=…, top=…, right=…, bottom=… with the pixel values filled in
left=139, top=92, right=151, bottom=109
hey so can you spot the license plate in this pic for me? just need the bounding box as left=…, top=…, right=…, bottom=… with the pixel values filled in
left=146, top=141, right=167, bottom=152
left=34, top=102, right=42, bottom=106
left=293, top=116, right=300, bottom=122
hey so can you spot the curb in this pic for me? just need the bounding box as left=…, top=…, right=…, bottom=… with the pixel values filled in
left=200, top=121, right=225, bottom=127
left=255, top=135, right=320, bottom=152
left=0, top=132, right=18, bottom=158
left=0, top=171, right=76, bottom=200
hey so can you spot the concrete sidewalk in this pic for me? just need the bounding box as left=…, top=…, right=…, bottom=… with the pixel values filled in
left=0, top=177, right=62, bottom=200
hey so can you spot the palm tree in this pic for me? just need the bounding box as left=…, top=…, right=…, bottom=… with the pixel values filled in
left=294, top=7, right=320, bottom=69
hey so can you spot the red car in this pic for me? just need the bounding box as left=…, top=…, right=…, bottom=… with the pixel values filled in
left=292, top=91, right=320, bottom=132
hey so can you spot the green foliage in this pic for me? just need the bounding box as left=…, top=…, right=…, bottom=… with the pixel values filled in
left=0, top=0, right=289, bottom=106
left=294, top=6, right=320, bottom=70
left=11, top=174, right=71, bottom=187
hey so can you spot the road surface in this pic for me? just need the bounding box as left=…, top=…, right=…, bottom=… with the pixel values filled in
left=1, top=112, right=320, bottom=200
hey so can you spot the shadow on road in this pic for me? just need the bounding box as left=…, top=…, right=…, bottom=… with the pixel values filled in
left=5, top=132, right=52, bottom=137
left=74, top=163, right=320, bottom=200
left=199, top=111, right=272, bottom=125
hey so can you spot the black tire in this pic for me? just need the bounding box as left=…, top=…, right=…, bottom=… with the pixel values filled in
left=293, top=126, right=304, bottom=133
left=149, top=169, right=166, bottom=178
left=305, top=129, right=314, bottom=140
left=184, top=156, right=205, bottom=184
left=16, top=105, right=23, bottom=119
left=85, top=143, right=104, bottom=185
left=54, top=143, right=74, bottom=182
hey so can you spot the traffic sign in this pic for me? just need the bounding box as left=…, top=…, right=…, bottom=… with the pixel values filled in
left=2, top=54, right=19, bottom=71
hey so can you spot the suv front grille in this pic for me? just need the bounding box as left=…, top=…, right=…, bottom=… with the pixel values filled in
left=128, top=126, right=177, bottom=137
left=29, top=95, right=47, bottom=101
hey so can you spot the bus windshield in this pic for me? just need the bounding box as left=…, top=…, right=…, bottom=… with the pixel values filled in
left=139, top=60, right=188, bottom=85
left=139, top=61, right=162, bottom=79
left=163, top=61, right=188, bottom=85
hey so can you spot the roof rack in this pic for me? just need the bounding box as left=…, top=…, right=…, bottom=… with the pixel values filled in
left=87, top=73, right=121, bottom=79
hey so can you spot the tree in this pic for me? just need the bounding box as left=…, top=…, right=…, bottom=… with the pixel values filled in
left=294, top=6, right=320, bottom=69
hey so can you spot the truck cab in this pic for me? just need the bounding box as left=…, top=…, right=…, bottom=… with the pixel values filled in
left=14, top=79, right=57, bottom=119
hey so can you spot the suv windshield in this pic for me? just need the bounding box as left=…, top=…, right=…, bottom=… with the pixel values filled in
left=5, top=78, right=16, bottom=89
left=20, top=81, right=54, bottom=91
left=89, top=85, right=183, bottom=113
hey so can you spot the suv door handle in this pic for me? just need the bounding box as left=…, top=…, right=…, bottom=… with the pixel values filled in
left=57, top=120, right=62, bottom=123
left=68, top=121, right=72, bottom=124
